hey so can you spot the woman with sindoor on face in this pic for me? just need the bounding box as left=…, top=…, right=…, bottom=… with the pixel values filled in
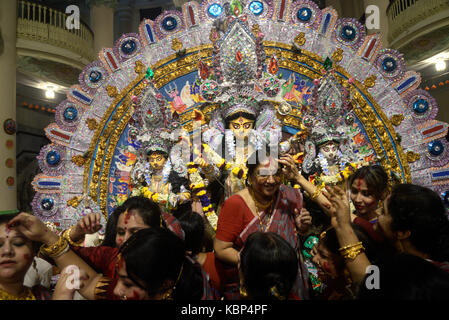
left=214, top=147, right=332, bottom=300
left=1, top=212, right=98, bottom=300
left=53, top=196, right=184, bottom=299
left=348, top=165, right=390, bottom=224
left=310, top=224, right=393, bottom=300
left=6, top=213, right=212, bottom=300
left=0, top=213, right=52, bottom=300
left=322, top=183, right=449, bottom=296
left=16, top=196, right=182, bottom=299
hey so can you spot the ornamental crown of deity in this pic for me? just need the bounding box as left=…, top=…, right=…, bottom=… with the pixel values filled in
left=196, top=16, right=285, bottom=120
left=305, top=71, right=353, bottom=148
left=130, top=80, right=182, bottom=156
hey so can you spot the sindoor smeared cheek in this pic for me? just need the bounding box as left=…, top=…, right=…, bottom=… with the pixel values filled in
left=128, top=289, right=145, bottom=300
left=322, top=261, right=332, bottom=274
left=23, top=254, right=31, bottom=262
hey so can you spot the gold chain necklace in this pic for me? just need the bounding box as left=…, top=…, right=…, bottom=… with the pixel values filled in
left=248, top=187, right=274, bottom=232
left=0, top=287, right=36, bottom=300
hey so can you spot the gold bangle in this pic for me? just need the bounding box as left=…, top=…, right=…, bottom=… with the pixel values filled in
left=338, top=242, right=363, bottom=252
left=62, top=226, right=84, bottom=247
left=39, top=236, right=69, bottom=258
left=310, top=185, right=324, bottom=200
left=339, top=242, right=365, bottom=261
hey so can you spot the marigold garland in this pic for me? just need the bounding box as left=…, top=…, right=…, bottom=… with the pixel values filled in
left=138, top=186, right=190, bottom=210
left=311, top=162, right=365, bottom=186
left=187, top=161, right=218, bottom=230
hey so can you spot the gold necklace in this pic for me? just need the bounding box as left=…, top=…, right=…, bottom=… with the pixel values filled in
left=248, top=187, right=274, bottom=211
left=248, top=187, right=274, bottom=231
left=0, top=287, right=36, bottom=300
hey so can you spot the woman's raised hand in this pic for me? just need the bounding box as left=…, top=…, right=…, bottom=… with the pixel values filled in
left=278, top=154, right=301, bottom=181
left=7, top=212, right=57, bottom=245
left=294, top=207, right=313, bottom=235
left=70, top=212, right=103, bottom=242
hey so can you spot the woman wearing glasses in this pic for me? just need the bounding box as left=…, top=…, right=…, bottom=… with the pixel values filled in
left=214, top=148, right=331, bottom=300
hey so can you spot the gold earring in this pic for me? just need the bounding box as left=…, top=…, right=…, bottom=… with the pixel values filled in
left=239, top=285, right=248, bottom=298
left=161, top=288, right=174, bottom=300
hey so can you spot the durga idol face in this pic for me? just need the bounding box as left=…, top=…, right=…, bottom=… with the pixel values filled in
left=147, top=151, right=167, bottom=172
left=318, top=141, right=339, bottom=163
left=229, top=116, right=255, bottom=141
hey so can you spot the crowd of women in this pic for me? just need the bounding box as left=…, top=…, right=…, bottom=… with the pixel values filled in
left=1, top=149, right=449, bottom=300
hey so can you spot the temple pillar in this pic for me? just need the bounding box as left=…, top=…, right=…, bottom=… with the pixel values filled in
left=0, top=0, right=18, bottom=213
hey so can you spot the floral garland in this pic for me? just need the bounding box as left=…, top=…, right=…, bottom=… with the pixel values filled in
left=140, top=186, right=182, bottom=209
left=187, top=161, right=218, bottom=230
left=202, top=143, right=247, bottom=181
left=317, top=151, right=347, bottom=177
left=311, top=162, right=364, bottom=186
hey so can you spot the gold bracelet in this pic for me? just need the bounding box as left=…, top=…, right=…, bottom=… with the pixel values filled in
left=62, top=226, right=84, bottom=247
left=338, top=242, right=363, bottom=252
left=310, top=185, right=324, bottom=200
left=39, top=236, right=69, bottom=258
left=339, top=242, right=365, bottom=261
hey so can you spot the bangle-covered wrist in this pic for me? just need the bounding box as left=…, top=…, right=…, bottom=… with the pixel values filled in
left=42, top=232, right=60, bottom=246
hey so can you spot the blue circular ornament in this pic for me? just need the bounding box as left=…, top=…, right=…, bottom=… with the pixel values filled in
left=341, top=25, right=356, bottom=41
left=208, top=3, right=223, bottom=17
left=428, top=140, right=444, bottom=156
left=121, top=40, right=136, bottom=54
left=41, top=198, right=54, bottom=211
left=63, top=106, right=78, bottom=122
left=413, top=99, right=429, bottom=114
left=442, top=191, right=449, bottom=206
left=249, top=1, right=264, bottom=16
left=297, top=7, right=312, bottom=22
left=89, top=70, right=102, bottom=83
left=46, top=151, right=61, bottom=166
left=382, top=57, right=397, bottom=72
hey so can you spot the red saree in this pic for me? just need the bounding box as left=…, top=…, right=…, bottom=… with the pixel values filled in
left=215, top=184, right=310, bottom=300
